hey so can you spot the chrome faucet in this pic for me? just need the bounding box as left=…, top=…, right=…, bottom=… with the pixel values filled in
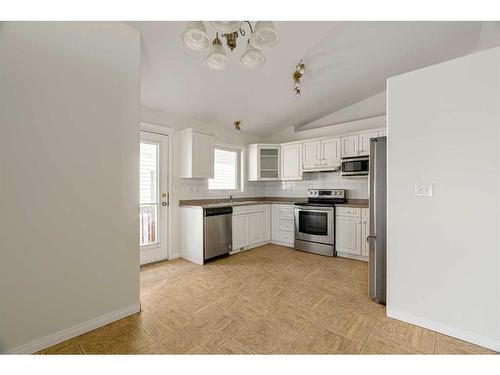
left=228, top=195, right=234, bottom=203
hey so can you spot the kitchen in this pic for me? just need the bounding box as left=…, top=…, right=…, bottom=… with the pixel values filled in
left=178, top=127, right=383, bottom=258
left=3, top=17, right=500, bottom=362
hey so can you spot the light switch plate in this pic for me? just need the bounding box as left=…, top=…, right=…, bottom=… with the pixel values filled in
left=415, top=184, right=433, bottom=197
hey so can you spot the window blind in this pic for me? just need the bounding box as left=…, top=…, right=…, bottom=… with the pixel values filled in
left=209, top=148, right=238, bottom=190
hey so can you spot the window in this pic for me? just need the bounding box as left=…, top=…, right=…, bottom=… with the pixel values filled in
left=139, top=142, right=159, bottom=246
left=209, top=146, right=241, bottom=191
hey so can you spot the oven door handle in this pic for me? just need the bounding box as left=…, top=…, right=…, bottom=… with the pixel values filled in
left=295, top=208, right=333, bottom=214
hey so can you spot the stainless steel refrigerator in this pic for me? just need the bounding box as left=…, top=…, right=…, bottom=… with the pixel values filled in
left=368, top=136, right=387, bottom=304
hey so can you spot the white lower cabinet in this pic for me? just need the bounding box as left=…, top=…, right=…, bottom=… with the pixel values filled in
left=232, top=205, right=270, bottom=252
left=336, top=215, right=360, bottom=255
left=232, top=214, right=249, bottom=250
left=248, top=212, right=264, bottom=245
left=271, top=204, right=295, bottom=246
left=231, top=203, right=295, bottom=254
left=336, top=207, right=369, bottom=261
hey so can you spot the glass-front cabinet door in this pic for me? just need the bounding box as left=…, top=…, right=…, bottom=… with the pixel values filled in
left=259, top=146, right=280, bottom=180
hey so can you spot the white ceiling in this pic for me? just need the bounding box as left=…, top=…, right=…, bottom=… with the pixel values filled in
left=129, top=21, right=496, bottom=137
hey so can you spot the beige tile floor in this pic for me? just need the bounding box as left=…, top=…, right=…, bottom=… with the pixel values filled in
left=41, top=245, right=496, bottom=355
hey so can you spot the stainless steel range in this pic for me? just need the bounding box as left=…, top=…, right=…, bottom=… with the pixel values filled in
left=294, top=189, right=346, bottom=257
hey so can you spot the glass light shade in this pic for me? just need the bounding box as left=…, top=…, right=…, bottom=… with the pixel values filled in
left=206, top=43, right=228, bottom=70
left=211, top=21, right=242, bottom=34
left=240, top=42, right=265, bottom=69
left=181, top=21, right=210, bottom=51
left=250, top=21, right=279, bottom=49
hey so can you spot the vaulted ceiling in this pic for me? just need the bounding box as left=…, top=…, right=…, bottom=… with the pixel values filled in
left=129, top=21, right=499, bottom=137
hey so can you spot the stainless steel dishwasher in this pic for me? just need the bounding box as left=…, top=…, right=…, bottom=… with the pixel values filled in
left=203, top=206, right=233, bottom=261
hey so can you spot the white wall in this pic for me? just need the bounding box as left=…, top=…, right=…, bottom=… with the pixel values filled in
left=0, top=22, right=141, bottom=353
left=268, top=115, right=386, bottom=144
left=297, top=91, right=386, bottom=131
left=387, top=47, right=500, bottom=351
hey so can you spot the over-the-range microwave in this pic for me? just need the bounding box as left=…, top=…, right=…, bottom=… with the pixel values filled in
left=341, top=156, right=369, bottom=176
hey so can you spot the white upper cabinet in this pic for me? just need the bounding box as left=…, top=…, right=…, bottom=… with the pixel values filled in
left=179, top=128, right=214, bottom=178
left=378, top=129, right=387, bottom=137
left=302, top=141, right=321, bottom=170
left=247, top=144, right=280, bottom=181
left=302, top=138, right=341, bottom=171
left=321, top=138, right=341, bottom=166
left=281, top=143, right=302, bottom=181
left=358, top=131, right=379, bottom=156
left=341, top=131, right=380, bottom=158
left=341, top=135, right=359, bottom=158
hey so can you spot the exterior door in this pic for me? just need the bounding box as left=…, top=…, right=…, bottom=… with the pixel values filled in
left=140, top=131, right=168, bottom=265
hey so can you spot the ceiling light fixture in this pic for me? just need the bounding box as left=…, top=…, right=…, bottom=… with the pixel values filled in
left=240, top=41, right=265, bottom=69
left=181, top=21, right=211, bottom=51
left=250, top=21, right=279, bottom=49
left=181, top=21, right=278, bottom=70
left=292, top=60, right=305, bottom=98
left=233, top=121, right=241, bottom=132
left=206, top=33, right=228, bottom=70
left=211, top=21, right=242, bottom=34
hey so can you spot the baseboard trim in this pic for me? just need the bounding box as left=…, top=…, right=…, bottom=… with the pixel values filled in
left=336, top=252, right=368, bottom=262
left=387, top=307, right=500, bottom=352
left=270, top=240, right=294, bottom=248
left=5, top=302, right=140, bottom=354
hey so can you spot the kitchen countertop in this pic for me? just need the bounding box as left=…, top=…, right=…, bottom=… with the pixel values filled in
left=179, top=197, right=368, bottom=209
left=335, top=199, right=369, bottom=208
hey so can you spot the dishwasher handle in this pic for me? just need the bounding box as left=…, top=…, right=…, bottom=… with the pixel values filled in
left=204, top=207, right=233, bottom=216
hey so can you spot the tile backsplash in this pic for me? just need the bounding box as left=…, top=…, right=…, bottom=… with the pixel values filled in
left=259, top=171, right=369, bottom=200
left=176, top=171, right=368, bottom=200
left=175, top=178, right=264, bottom=199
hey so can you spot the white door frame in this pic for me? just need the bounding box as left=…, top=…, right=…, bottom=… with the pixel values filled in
left=140, top=122, right=174, bottom=263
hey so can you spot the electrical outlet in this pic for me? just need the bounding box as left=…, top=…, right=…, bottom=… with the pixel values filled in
left=415, top=184, right=433, bottom=197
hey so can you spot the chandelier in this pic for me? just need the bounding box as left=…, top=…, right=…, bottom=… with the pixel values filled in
left=181, top=21, right=279, bottom=70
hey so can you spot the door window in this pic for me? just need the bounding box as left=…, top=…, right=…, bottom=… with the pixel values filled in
left=140, top=142, right=159, bottom=246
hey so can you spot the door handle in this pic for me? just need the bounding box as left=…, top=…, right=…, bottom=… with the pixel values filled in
left=366, top=235, right=377, bottom=242
left=161, top=193, right=169, bottom=206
